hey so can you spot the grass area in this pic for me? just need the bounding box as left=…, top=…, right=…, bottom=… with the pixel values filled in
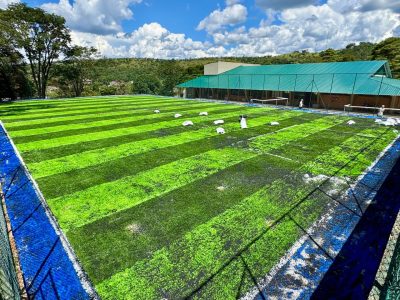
left=1, top=95, right=398, bottom=299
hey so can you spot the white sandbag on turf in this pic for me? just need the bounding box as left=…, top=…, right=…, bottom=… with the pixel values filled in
left=154, top=110, right=160, bottom=113
left=216, top=127, right=225, bottom=134
left=182, top=121, right=193, bottom=126
left=240, top=115, right=248, bottom=129
left=174, top=114, right=182, bottom=118
left=214, top=120, right=224, bottom=125
left=270, top=121, right=280, bottom=126
left=376, top=118, right=397, bottom=126
left=199, top=112, right=208, bottom=116
left=347, top=120, right=356, bottom=125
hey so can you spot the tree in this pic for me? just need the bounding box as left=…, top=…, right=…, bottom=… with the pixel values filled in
left=340, top=42, right=374, bottom=61
left=158, top=60, right=185, bottom=96
left=1, top=3, right=71, bottom=98
left=319, top=48, right=341, bottom=62
left=0, top=14, right=32, bottom=100
left=0, top=45, right=32, bottom=100
left=372, top=37, right=400, bottom=77
left=131, top=72, right=162, bottom=95
left=55, top=46, right=98, bottom=97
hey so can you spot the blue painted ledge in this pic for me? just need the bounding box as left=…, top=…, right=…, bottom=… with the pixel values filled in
left=0, top=123, right=97, bottom=300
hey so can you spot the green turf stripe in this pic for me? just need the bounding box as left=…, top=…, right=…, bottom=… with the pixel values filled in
left=49, top=148, right=258, bottom=231
left=30, top=110, right=302, bottom=179
left=0, top=96, right=123, bottom=109
left=21, top=108, right=283, bottom=163
left=5, top=101, right=220, bottom=130
left=10, top=104, right=240, bottom=142
left=8, top=102, right=228, bottom=135
left=91, top=123, right=389, bottom=296
left=65, top=117, right=356, bottom=284
left=49, top=115, right=343, bottom=234
left=16, top=106, right=275, bottom=152
left=0, top=95, right=157, bottom=108
left=3, top=102, right=180, bottom=125
left=0, top=98, right=187, bottom=121
left=1, top=100, right=186, bottom=123
left=0, top=96, right=177, bottom=116
left=4, top=100, right=214, bottom=129
left=36, top=115, right=315, bottom=199
left=0, top=95, right=177, bottom=113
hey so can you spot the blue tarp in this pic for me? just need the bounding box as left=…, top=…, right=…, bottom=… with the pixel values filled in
left=0, top=124, right=94, bottom=299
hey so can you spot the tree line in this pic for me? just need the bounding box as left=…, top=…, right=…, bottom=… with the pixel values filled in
left=0, top=3, right=97, bottom=100
left=1, top=3, right=399, bottom=101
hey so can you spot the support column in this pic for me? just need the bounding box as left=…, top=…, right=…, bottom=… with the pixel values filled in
left=390, top=96, right=396, bottom=108
left=289, top=92, right=294, bottom=106
left=350, top=94, right=355, bottom=106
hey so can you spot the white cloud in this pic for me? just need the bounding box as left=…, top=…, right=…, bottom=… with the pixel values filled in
left=197, top=3, right=248, bottom=33
left=210, top=2, right=400, bottom=56
left=328, top=0, right=400, bottom=13
left=0, top=0, right=19, bottom=9
left=256, top=0, right=317, bottom=11
left=41, top=0, right=399, bottom=59
left=225, top=0, right=241, bottom=5
left=42, top=0, right=142, bottom=35
left=70, top=23, right=226, bottom=59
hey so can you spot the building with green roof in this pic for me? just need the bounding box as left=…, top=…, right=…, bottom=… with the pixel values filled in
left=177, top=61, right=400, bottom=112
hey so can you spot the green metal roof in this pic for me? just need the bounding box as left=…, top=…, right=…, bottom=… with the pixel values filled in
left=223, top=60, right=389, bottom=76
left=178, top=61, right=400, bottom=96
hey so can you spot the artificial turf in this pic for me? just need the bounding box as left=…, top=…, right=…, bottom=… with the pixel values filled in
left=0, top=95, right=398, bottom=299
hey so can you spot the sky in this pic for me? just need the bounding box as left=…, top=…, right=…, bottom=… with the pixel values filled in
left=1, top=0, right=399, bottom=59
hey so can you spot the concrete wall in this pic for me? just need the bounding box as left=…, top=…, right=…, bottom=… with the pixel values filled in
left=204, top=62, right=260, bottom=75
left=353, top=95, right=392, bottom=107
left=320, top=94, right=351, bottom=109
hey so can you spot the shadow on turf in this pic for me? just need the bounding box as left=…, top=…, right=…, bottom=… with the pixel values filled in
left=311, top=156, right=400, bottom=299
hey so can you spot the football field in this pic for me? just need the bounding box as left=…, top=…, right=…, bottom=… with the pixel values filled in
left=0, top=95, right=397, bottom=299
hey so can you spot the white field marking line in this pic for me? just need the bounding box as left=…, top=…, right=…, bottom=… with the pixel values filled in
left=241, top=133, right=400, bottom=300
left=0, top=121, right=99, bottom=299
left=263, top=152, right=295, bottom=162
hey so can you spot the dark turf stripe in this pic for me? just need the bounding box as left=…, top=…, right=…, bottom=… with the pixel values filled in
left=2, top=100, right=199, bottom=123
left=7, top=102, right=218, bottom=131
left=12, top=105, right=234, bottom=143
left=0, top=97, right=177, bottom=116
left=22, top=109, right=276, bottom=163
left=37, top=114, right=321, bottom=199
left=0, top=96, right=159, bottom=110
left=66, top=121, right=369, bottom=284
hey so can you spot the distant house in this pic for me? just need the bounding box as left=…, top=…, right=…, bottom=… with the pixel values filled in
left=178, top=61, right=400, bottom=111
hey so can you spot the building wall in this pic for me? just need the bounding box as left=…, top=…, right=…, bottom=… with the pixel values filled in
left=320, top=94, right=351, bottom=109
left=353, top=95, right=392, bottom=107
left=185, top=88, right=398, bottom=112
left=204, top=62, right=260, bottom=75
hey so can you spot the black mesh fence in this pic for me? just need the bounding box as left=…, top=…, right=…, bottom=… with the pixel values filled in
left=0, top=190, right=20, bottom=300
